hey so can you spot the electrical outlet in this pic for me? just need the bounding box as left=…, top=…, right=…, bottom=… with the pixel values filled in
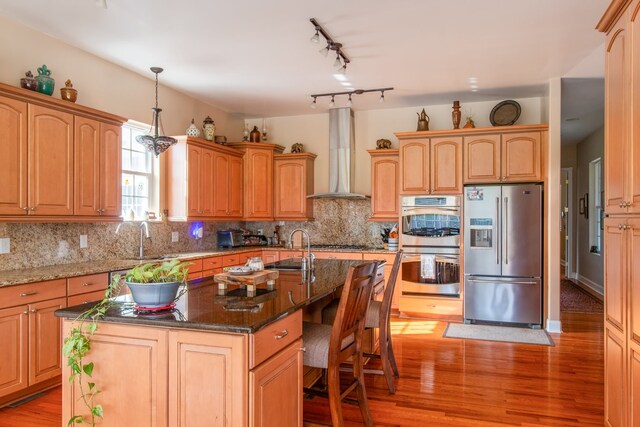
left=278, top=221, right=285, bottom=226
left=0, top=238, right=9, bottom=254
left=171, top=231, right=179, bottom=242
left=80, top=235, right=88, bottom=248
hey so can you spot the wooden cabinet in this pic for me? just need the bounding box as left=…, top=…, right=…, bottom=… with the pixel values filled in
left=228, top=142, right=285, bottom=221
left=398, top=137, right=462, bottom=194
left=0, top=83, right=126, bottom=221
left=261, top=251, right=279, bottom=265
left=464, top=132, right=542, bottom=184
left=74, top=117, right=121, bottom=217
left=368, top=149, right=399, bottom=221
left=313, top=251, right=363, bottom=260
left=250, top=340, right=303, bottom=427
left=167, top=136, right=244, bottom=221
left=0, top=279, right=66, bottom=405
left=273, top=153, right=316, bottom=221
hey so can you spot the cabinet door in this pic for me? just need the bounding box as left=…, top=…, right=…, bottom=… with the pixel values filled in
left=0, top=305, right=28, bottom=398
left=245, top=148, right=273, bottom=219
left=28, top=297, right=65, bottom=385
left=99, top=123, right=122, bottom=217
left=213, top=152, right=230, bottom=217
left=630, top=219, right=640, bottom=347
left=605, top=325, right=627, bottom=427
left=604, top=218, right=627, bottom=334
left=28, top=105, right=74, bottom=215
left=370, top=152, right=399, bottom=221
left=631, top=6, right=640, bottom=213
left=74, top=117, right=100, bottom=216
left=631, top=343, right=640, bottom=427
left=261, top=251, right=279, bottom=264
left=250, top=340, right=302, bottom=427
left=200, top=148, right=214, bottom=217
left=430, top=137, right=462, bottom=194
left=0, top=97, right=28, bottom=215
left=187, top=145, right=202, bottom=217
left=400, top=139, right=429, bottom=193
left=501, top=132, right=541, bottom=182
left=605, top=19, right=629, bottom=214
left=228, top=155, right=244, bottom=218
left=168, top=329, right=247, bottom=427
left=463, top=134, right=501, bottom=183
left=274, top=159, right=308, bottom=219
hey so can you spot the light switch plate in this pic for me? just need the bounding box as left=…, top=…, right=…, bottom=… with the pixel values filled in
left=171, top=231, right=179, bottom=242
left=80, top=235, right=88, bottom=248
left=0, top=238, right=9, bottom=254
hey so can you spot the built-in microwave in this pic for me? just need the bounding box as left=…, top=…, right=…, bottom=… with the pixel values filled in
left=400, top=195, right=461, bottom=248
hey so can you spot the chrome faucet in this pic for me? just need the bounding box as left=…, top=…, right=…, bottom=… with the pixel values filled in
left=115, top=221, right=150, bottom=259
left=288, top=228, right=315, bottom=271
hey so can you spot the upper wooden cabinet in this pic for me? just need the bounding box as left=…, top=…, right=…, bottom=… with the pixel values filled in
left=273, top=153, right=316, bottom=221
left=398, top=137, right=462, bottom=194
left=0, top=83, right=126, bottom=221
left=74, top=117, right=122, bottom=217
left=464, top=131, right=542, bottom=184
left=368, top=149, right=399, bottom=221
left=167, top=136, right=244, bottom=221
left=228, top=142, right=284, bottom=221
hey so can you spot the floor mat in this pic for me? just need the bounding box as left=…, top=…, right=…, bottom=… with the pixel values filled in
left=443, top=323, right=554, bottom=346
left=561, top=279, right=603, bottom=313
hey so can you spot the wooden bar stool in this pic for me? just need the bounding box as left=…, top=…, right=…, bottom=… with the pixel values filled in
left=302, top=261, right=379, bottom=427
left=322, top=250, right=402, bottom=393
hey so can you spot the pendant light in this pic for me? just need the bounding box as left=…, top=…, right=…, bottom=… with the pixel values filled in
left=136, top=67, right=177, bottom=157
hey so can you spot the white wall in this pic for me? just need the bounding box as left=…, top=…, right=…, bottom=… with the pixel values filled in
left=247, top=97, right=544, bottom=194
left=0, top=15, right=244, bottom=137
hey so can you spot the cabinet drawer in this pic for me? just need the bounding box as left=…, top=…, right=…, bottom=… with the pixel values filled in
left=202, top=268, right=223, bottom=278
left=239, top=251, right=259, bottom=264
left=313, top=251, right=363, bottom=260
left=250, top=310, right=302, bottom=369
left=279, top=251, right=303, bottom=260
left=202, top=256, right=223, bottom=270
left=188, top=271, right=203, bottom=280
left=67, top=289, right=107, bottom=307
left=363, top=253, right=397, bottom=263
left=67, top=273, right=109, bottom=296
left=185, top=258, right=203, bottom=273
left=222, top=254, right=240, bottom=267
left=399, top=295, right=462, bottom=317
left=0, top=279, right=66, bottom=309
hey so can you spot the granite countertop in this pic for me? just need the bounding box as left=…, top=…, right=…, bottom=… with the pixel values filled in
left=55, top=259, right=363, bottom=334
left=0, top=246, right=393, bottom=287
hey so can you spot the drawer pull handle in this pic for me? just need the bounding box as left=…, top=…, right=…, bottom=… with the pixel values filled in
left=30, top=309, right=37, bottom=313
left=20, top=292, right=37, bottom=297
left=275, top=330, right=289, bottom=340
left=23, top=310, right=28, bottom=315
left=83, top=283, right=95, bottom=287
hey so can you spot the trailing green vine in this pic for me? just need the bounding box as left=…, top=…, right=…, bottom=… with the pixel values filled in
left=62, top=274, right=122, bottom=426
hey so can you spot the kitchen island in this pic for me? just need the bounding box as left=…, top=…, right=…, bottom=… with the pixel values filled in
left=55, top=259, right=374, bottom=427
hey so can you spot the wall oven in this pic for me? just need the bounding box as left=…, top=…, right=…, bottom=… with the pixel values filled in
left=400, top=195, right=461, bottom=296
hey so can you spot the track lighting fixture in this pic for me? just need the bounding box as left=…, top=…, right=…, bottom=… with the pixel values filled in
left=309, top=87, right=394, bottom=109
left=310, top=18, right=350, bottom=73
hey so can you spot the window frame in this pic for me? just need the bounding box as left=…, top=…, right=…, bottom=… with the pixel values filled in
left=588, top=157, right=602, bottom=255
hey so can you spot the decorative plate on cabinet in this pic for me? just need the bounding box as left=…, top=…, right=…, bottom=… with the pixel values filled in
left=489, top=100, right=521, bottom=126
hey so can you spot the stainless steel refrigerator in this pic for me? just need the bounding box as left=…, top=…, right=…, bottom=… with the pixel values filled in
left=463, top=184, right=542, bottom=326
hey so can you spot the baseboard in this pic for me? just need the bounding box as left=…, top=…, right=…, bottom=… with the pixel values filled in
left=546, top=319, right=562, bottom=333
left=576, top=274, right=604, bottom=301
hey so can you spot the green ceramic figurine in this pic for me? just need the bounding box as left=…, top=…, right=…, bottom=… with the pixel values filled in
left=35, top=64, right=55, bottom=96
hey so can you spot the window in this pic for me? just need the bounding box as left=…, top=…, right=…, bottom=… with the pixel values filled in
left=589, top=158, right=602, bottom=254
left=121, top=122, right=159, bottom=220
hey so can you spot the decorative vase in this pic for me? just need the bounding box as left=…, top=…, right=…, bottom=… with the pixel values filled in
left=20, top=71, right=37, bottom=91
left=452, top=100, right=461, bottom=129
left=249, top=126, right=261, bottom=142
left=186, top=118, right=201, bottom=137
left=35, top=64, right=55, bottom=96
left=202, top=116, right=215, bottom=141
left=416, top=108, right=429, bottom=131
left=60, top=79, right=78, bottom=103
left=126, top=281, right=181, bottom=309
left=291, top=143, right=303, bottom=153
left=243, top=123, right=250, bottom=141
left=387, top=238, right=399, bottom=251
left=463, top=117, right=476, bottom=129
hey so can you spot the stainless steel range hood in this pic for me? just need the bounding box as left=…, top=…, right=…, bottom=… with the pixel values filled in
left=308, top=108, right=369, bottom=199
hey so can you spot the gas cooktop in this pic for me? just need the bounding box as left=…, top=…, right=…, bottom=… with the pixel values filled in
left=310, top=244, right=368, bottom=250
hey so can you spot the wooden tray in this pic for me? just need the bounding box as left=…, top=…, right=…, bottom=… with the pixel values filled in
left=214, top=270, right=279, bottom=287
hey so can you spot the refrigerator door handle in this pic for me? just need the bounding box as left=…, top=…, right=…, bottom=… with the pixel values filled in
left=467, top=278, right=538, bottom=285
left=496, top=196, right=500, bottom=265
left=504, top=196, right=509, bottom=265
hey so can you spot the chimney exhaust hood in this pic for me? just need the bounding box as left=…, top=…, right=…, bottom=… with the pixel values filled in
left=308, top=108, right=369, bottom=199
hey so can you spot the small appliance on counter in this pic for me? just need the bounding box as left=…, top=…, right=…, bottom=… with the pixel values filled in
left=217, top=230, right=244, bottom=248
left=243, top=234, right=268, bottom=246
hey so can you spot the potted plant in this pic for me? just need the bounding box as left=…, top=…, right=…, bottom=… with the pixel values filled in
left=63, top=259, right=191, bottom=426
left=125, top=260, right=191, bottom=308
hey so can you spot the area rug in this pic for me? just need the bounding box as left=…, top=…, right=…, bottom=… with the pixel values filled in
left=561, top=279, right=603, bottom=313
left=443, top=323, right=554, bottom=346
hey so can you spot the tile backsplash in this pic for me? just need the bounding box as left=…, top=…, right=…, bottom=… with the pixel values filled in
left=0, top=199, right=396, bottom=271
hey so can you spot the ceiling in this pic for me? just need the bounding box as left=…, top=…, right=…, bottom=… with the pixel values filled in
left=561, top=78, right=604, bottom=145
left=0, top=0, right=609, bottom=117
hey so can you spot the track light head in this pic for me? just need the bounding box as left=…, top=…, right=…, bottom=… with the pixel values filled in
left=310, top=29, right=320, bottom=43
left=310, top=97, right=317, bottom=108
left=338, top=63, right=347, bottom=75
left=347, top=94, right=353, bottom=107
left=319, top=44, right=330, bottom=57
left=329, top=95, right=335, bottom=107
left=333, top=53, right=342, bottom=68
left=379, top=90, right=385, bottom=103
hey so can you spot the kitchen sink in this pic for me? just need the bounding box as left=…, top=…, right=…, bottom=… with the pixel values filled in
left=264, top=261, right=304, bottom=270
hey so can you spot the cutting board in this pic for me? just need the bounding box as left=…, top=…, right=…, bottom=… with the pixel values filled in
left=214, top=270, right=279, bottom=287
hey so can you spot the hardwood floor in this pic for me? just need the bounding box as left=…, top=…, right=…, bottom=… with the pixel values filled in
left=0, top=311, right=603, bottom=427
